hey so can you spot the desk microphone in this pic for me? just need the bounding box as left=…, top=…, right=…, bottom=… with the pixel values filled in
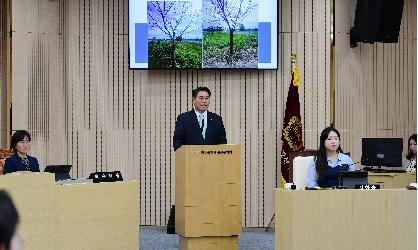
left=338, top=160, right=361, bottom=169
left=337, top=161, right=365, bottom=187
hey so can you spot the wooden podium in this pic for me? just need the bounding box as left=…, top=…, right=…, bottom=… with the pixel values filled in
left=175, top=144, right=241, bottom=250
left=0, top=172, right=139, bottom=250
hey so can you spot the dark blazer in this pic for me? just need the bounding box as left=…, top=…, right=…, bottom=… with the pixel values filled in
left=3, top=154, right=40, bottom=174
left=173, top=110, right=227, bottom=151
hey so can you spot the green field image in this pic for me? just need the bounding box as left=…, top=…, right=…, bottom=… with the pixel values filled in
left=148, top=40, right=202, bottom=69
left=203, top=30, right=258, bottom=68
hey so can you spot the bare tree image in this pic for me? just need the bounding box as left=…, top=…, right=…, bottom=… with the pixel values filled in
left=205, top=0, right=258, bottom=56
left=148, top=1, right=202, bottom=68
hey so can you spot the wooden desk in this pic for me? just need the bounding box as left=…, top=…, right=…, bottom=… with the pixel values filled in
left=0, top=172, right=139, bottom=250
left=368, top=172, right=416, bottom=188
left=275, top=188, right=416, bottom=250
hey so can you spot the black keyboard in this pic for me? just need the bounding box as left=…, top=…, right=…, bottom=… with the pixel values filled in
left=368, top=169, right=406, bottom=173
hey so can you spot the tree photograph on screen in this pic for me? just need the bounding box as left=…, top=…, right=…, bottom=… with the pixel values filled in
left=147, top=1, right=203, bottom=69
left=130, top=0, right=276, bottom=69
left=202, top=0, right=258, bottom=68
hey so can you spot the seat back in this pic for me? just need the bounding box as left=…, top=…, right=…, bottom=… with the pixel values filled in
left=292, top=156, right=314, bottom=189
left=289, top=150, right=317, bottom=182
left=0, top=149, right=14, bottom=175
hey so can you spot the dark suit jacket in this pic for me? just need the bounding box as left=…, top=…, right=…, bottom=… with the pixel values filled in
left=173, top=110, right=227, bottom=151
left=3, top=154, right=40, bottom=174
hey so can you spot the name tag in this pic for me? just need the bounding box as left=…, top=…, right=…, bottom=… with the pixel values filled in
left=89, top=171, right=123, bottom=183
left=354, top=184, right=380, bottom=190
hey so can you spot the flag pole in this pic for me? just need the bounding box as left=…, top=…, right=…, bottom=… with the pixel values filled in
left=268, top=52, right=304, bottom=232
left=291, top=53, right=296, bottom=68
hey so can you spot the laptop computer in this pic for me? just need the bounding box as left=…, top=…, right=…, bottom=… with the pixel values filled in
left=44, top=165, right=72, bottom=181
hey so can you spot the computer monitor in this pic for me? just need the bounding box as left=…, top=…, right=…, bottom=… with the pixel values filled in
left=361, top=138, right=403, bottom=168
left=44, top=165, right=72, bottom=181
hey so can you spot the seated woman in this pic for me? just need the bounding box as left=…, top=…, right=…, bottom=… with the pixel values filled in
left=3, top=130, right=40, bottom=174
left=307, top=127, right=356, bottom=188
left=403, top=134, right=416, bottom=173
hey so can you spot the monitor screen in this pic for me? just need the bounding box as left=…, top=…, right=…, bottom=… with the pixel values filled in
left=361, top=138, right=403, bottom=167
left=337, top=171, right=368, bottom=189
left=44, top=165, right=72, bottom=174
left=129, top=0, right=277, bottom=69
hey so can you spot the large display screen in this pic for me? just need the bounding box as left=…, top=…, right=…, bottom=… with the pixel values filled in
left=129, top=0, right=277, bottom=69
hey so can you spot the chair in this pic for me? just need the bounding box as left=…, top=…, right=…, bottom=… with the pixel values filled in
left=292, top=156, right=314, bottom=189
left=0, top=149, right=14, bottom=175
left=289, top=150, right=317, bottom=183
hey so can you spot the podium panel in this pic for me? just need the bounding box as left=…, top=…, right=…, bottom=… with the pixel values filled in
left=175, top=144, right=241, bottom=237
left=0, top=173, right=55, bottom=250
left=275, top=189, right=417, bottom=250
left=0, top=172, right=139, bottom=250
left=176, top=205, right=242, bottom=236
left=176, top=183, right=240, bottom=206
left=368, top=172, right=416, bottom=188
left=55, top=181, right=139, bottom=250
left=179, top=235, right=238, bottom=250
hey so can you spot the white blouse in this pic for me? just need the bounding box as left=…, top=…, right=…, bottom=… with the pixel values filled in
left=405, top=158, right=417, bottom=173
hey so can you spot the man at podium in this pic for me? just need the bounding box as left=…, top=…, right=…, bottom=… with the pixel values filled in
left=173, top=86, right=227, bottom=151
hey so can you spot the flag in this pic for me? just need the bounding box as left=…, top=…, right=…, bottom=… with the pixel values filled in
left=280, top=64, right=304, bottom=186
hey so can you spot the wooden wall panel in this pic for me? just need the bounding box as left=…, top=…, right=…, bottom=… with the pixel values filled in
left=10, top=0, right=331, bottom=226
left=0, top=0, right=8, bottom=148
left=335, top=0, right=417, bottom=163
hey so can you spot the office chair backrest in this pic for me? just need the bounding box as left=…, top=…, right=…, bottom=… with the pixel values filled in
left=293, top=156, right=314, bottom=189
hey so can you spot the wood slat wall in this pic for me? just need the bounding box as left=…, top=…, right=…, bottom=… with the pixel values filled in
left=335, top=0, right=417, bottom=162
left=0, top=0, right=8, bottom=148
left=8, top=0, right=331, bottom=227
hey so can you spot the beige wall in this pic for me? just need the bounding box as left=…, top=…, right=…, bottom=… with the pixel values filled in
left=2, top=0, right=415, bottom=227
left=335, top=0, right=417, bottom=162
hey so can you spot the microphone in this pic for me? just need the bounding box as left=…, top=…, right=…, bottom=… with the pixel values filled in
left=338, top=160, right=361, bottom=169
left=336, top=160, right=364, bottom=187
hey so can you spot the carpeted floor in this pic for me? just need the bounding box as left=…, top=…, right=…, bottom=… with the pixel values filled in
left=139, top=226, right=274, bottom=249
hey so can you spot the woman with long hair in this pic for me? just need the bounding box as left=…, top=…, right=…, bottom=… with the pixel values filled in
left=307, top=127, right=356, bottom=188
left=403, top=134, right=417, bottom=173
